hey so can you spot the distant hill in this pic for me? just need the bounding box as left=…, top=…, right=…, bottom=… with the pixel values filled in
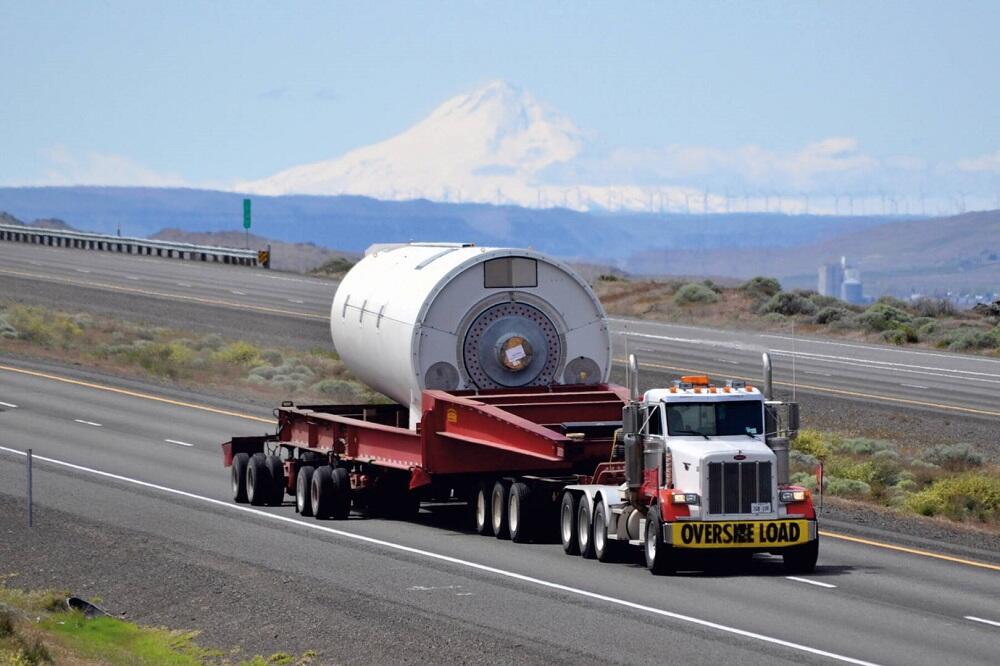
left=0, top=186, right=893, bottom=263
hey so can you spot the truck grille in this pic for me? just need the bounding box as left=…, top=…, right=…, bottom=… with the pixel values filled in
left=707, top=461, right=772, bottom=514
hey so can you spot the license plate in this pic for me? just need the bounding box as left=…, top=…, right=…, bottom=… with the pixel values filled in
left=670, top=520, right=811, bottom=549
left=751, top=502, right=772, bottom=514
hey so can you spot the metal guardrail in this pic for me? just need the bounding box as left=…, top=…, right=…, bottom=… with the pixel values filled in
left=0, top=223, right=269, bottom=268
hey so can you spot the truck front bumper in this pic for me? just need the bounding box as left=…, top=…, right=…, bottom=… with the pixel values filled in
left=663, top=519, right=817, bottom=549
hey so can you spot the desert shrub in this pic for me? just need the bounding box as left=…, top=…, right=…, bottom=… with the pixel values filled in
left=911, top=297, right=957, bottom=318
left=793, top=429, right=829, bottom=459
left=857, top=303, right=912, bottom=332
left=198, top=333, right=225, bottom=351
left=597, top=273, right=622, bottom=282
left=828, top=314, right=860, bottom=331
left=701, top=279, right=723, bottom=294
left=923, top=443, right=983, bottom=471
left=260, top=349, right=283, bottom=366
left=881, top=325, right=918, bottom=345
left=0, top=314, right=17, bottom=339
left=761, top=312, right=787, bottom=324
left=760, top=291, right=817, bottom=316
left=790, top=449, right=819, bottom=468
left=938, top=328, right=1000, bottom=351
left=215, top=341, right=262, bottom=367
left=673, top=283, right=719, bottom=305
left=808, top=293, right=841, bottom=309
left=895, top=478, right=918, bottom=493
left=249, top=365, right=277, bottom=381
left=831, top=437, right=895, bottom=455
left=875, top=295, right=911, bottom=310
left=130, top=341, right=195, bottom=378
left=740, top=276, right=782, bottom=300
left=815, top=306, right=848, bottom=325
left=825, top=477, right=872, bottom=497
left=7, top=306, right=52, bottom=345
left=790, top=471, right=817, bottom=488
left=312, top=379, right=367, bottom=401
left=904, top=472, right=1000, bottom=521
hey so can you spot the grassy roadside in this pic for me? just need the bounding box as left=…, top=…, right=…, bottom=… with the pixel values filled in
left=0, top=301, right=381, bottom=406
left=594, top=275, right=1000, bottom=353
left=0, top=579, right=315, bottom=665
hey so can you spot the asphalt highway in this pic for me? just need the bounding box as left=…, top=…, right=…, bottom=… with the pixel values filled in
left=2, top=241, right=999, bottom=421
left=1, top=357, right=998, bottom=665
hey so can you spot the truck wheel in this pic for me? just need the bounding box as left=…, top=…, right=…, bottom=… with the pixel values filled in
left=491, top=480, right=511, bottom=539
left=265, top=455, right=285, bottom=506
left=644, top=505, right=676, bottom=575
left=231, top=452, right=250, bottom=503
left=473, top=481, right=493, bottom=535
left=782, top=536, right=819, bottom=574
left=246, top=453, right=272, bottom=506
left=311, top=466, right=334, bottom=519
left=560, top=491, right=579, bottom=555
left=296, top=465, right=315, bottom=516
left=330, top=467, right=352, bottom=520
left=577, top=498, right=596, bottom=559
left=508, top=482, right=533, bottom=543
left=593, top=501, right=621, bottom=563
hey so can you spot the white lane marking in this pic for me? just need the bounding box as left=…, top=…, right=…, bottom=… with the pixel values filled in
left=901, top=383, right=930, bottom=390
left=176, top=282, right=192, bottom=287
left=73, top=419, right=102, bottom=427
left=0, top=445, right=877, bottom=666
left=0, top=401, right=17, bottom=408
left=785, top=576, right=837, bottom=589
left=230, top=290, right=246, bottom=295
left=75, top=268, right=91, bottom=273
left=965, top=615, right=1000, bottom=628
left=28, top=260, right=40, bottom=266
left=164, top=439, right=194, bottom=447
left=769, top=348, right=1000, bottom=383
left=804, top=371, right=832, bottom=377
left=288, top=298, right=305, bottom=304
left=619, top=331, right=748, bottom=351
left=762, top=334, right=1000, bottom=365
left=126, top=275, right=140, bottom=281
left=714, top=358, right=740, bottom=365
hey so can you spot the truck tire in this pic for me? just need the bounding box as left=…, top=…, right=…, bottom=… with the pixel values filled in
left=644, top=505, right=676, bottom=575
left=491, top=480, right=511, bottom=539
left=577, top=498, right=596, bottom=559
left=560, top=491, right=580, bottom=555
left=247, top=453, right=272, bottom=506
left=473, top=481, right=493, bottom=536
left=231, top=452, right=250, bottom=503
left=311, top=465, right=335, bottom=519
left=593, top=501, right=621, bottom=563
left=782, top=535, right=819, bottom=574
left=296, top=465, right=315, bottom=516
left=265, top=455, right=285, bottom=506
left=508, top=482, right=534, bottom=543
left=330, top=467, right=352, bottom=520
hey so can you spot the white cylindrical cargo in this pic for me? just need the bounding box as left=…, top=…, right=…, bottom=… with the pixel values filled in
left=331, top=243, right=611, bottom=426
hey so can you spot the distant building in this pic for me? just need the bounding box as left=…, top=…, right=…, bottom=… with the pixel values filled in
left=818, top=260, right=844, bottom=298
left=841, top=279, right=864, bottom=304
left=818, top=256, right=865, bottom=303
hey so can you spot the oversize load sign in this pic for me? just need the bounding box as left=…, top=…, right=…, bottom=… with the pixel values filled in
left=671, top=520, right=810, bottom=548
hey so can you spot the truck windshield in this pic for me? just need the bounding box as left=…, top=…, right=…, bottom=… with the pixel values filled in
left=664, top=400, right=763, bottom=437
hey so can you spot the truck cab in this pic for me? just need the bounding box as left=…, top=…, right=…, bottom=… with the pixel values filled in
left=561, top=360, right=818, bottom=574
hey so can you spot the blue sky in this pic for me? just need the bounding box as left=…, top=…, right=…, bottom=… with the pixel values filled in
left=2, top=1, right=999, bottom=210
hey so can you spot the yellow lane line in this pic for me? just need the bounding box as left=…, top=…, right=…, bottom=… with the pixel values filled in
left=613, top=357, right=1000, bottom=418
left=0, top=267, right=327, bottom=321
left=0, top=364, right=272, bottom=424
left=820, top=530, right=1000, bottom=572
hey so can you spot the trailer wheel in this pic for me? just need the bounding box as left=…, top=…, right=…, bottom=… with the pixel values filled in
left=330, top=467, right=352, bottom=520
left=508, top=482, right=534, bottom=543
left=560, top=491, right=579, bottom=555
left=577, top=498, right=596, bottom=559
left=644, top=505, right=676, bottom=575
left=491, top=480, right=511, bottom=539
left=473, top=481, right=493, bottom=536
left=311, top=465, right=334, bottom=519
left=782, top=535, right=819, bottom=574
left=247, top=453, right=272, bottom=506
left=231, top=452, right=250, bottom=503
left=265, top=455, right=285, bottom=506
left=593, top=501, right=621, bottom=563
left=296, top=465, right=315, bottom=516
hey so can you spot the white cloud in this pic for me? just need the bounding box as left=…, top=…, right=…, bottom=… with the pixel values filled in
left=30, top=146, right=189, bottom=187
left=956, top=149, right=1000, bottom=173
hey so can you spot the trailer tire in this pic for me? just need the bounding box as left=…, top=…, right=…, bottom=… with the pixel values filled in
left=508, top=482, right=534, bottom=543
left=577, top=498, right=596, bottom=559
left=782, top=535, right=819, bottom=574
left=593, top=501, right=621, bottom=563
left=231, top=453, right=250, bottom=503
left=473, top=481, right=493, bottom=536
left=296, top=465, right=315, bottom=516
left=491, top=480, right=511, bottom=539
left=246, top=453, right=272, bottom=506
left=330, top=467, right=352, bottom=520
left=644, top=505, right=676, bottom=575
left=265, top=455, right=285, bottom=506
left=311, top=466, right=334, bottom=519
left=560, top=491, right=580, bottom=555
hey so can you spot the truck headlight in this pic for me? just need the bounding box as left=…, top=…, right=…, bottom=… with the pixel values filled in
left=779, top=489, right=807, bottom=503
left=670, top=492, right=700, bottom=505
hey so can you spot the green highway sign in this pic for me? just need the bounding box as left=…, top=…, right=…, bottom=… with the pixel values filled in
left=243, top=198, right=252, bottom=229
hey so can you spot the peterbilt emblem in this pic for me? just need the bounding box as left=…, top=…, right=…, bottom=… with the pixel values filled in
left=683, top=462, right=691, bottom=470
